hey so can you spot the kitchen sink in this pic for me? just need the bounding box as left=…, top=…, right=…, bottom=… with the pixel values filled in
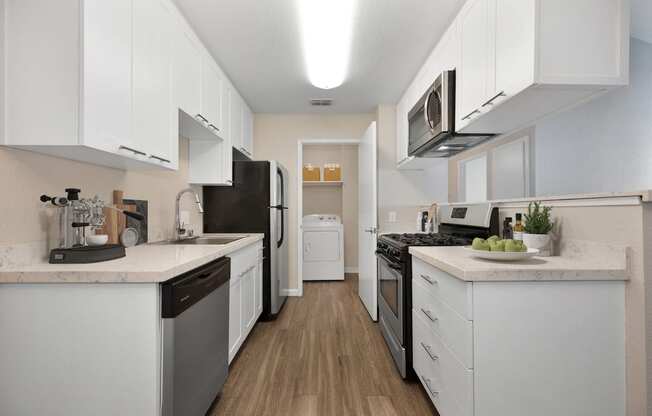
left=159, top=236, right=246, bottom=245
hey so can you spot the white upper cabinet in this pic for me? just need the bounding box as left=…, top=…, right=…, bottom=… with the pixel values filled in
left=395, top=0, right=629, bottom=169
left=4, top=0, right=253, bottom=173
left=491, top=0, right=535, bottom=102
left=242, top=103, right=254, bottom=158
left=230, top=90, right=244, bottom=153
left=200, top=56, right=223, bottom=134
left=456, top=0, right=629, bottom=134
left=458, top=0, right=489, bottom=122
left=82, top=0, right=133, bottom=154
left=172, top=26, right=202, bottom=119
left=133, top=0, right=174, bottom=166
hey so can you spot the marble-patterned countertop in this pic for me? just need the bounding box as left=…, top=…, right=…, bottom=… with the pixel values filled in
left=409, top=243, right=629, bottom=282
left=0, top=234, right=264, bottom=284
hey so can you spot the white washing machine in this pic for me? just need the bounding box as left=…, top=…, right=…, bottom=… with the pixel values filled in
left=302, top=214, right=344, bottom=281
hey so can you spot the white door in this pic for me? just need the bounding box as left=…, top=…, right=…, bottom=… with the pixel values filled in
left=358, top=122, right=378, bottom=321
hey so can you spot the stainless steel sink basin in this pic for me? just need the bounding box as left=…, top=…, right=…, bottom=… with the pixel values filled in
left=159, top=236, right=246, bottom=245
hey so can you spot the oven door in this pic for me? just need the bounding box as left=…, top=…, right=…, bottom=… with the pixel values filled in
left=377, top=253, right=403, bottom=345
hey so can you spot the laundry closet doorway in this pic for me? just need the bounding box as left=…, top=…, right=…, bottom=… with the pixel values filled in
left=297, top=139, right=360, bottom=290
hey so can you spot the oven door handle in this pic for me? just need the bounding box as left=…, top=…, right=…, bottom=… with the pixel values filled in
left=376, top=252, right=402, bottom=271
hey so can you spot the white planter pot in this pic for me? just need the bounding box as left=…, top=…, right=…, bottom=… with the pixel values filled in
left=522, top=233, right=552, bottom=256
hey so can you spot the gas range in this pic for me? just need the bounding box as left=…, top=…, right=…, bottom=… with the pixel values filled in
left=377, top=233, right=473, bottom=263
left=376, top=203, right=499, bottom=380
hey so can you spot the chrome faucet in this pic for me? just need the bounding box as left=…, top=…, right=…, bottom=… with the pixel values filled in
left=175, top=188, right=204, bottom=240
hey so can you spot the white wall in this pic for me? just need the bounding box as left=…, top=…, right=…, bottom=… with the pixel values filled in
left=376, top=105, right=448, bottom=233
left=535, top=38, right=652, bottom=196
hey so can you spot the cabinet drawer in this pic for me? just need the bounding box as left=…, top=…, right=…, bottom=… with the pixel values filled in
left=413, top=276, right=474, bottom=369
left=412, top=258, right=473, bottom=320
left=229, top=241, right=262, bottom=280
left=413, top=310, right=473, bottom=416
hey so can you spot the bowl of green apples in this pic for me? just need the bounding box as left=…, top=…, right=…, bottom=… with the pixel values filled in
left=464, top=235, right=540, bottom=261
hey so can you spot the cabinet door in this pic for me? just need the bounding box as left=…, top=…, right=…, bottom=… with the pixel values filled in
left=82, top=0, right=132, bottom=152
left=242, top=266, right=256, bottom=331
left=395, top=98, right=409, bottom=165
left=172, top=27, right=202, bottom=118
left=133, top=0, right=173, bottom=164
left=228, top=278, right=242, bottom=363
left=230, top=90, right=243, bottom=152
left=221, top=83, right=233, bottom=184
left=242, top=104, right=254, bottom=157
left=200, top=57, right=222, bottom=132
left=459, top=0, right=489, bottom=122
left=255, top=258, right=263, bottom=317
left=492, top=0, right=535, bottom=101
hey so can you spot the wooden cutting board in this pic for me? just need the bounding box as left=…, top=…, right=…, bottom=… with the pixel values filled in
left=98, top=190, right=136, bottom=244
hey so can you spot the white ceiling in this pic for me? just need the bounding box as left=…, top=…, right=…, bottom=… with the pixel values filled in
left=632, top=0, right=652, bottom=44
left=173, top=0, right=466, bottom=113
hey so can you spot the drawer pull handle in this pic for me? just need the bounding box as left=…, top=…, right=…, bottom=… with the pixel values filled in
left=420, top=274, right=436, bottom=285
left=237, top=265, right=256, bottom=278
left=420, top=342, right=438, bottom=362
left=461, top=109, right=481, bottom=120
left=423, top=377, right=439, bottom=396
left=149, top=155, right=171, bottom=164
left=421, top=308, right=438, bottom=323
left=481, top=90, right=506, bottom=107
left=119, top=145, right=146, bottom=156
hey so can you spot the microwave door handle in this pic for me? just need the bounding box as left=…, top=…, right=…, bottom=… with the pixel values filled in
left=423, top=89, right=433, bottom=130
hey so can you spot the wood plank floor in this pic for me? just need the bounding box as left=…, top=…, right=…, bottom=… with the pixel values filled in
left=210, top=275, right=438, bottom=416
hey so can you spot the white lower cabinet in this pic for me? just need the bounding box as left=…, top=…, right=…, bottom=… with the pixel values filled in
left=411, top=257, right=626, bottom=416
left=228, top=240, right=263, bottom=363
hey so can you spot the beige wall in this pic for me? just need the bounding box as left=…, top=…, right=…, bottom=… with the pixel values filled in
left=253, top=113, right=375, bottom=290
left=303, top=144, right=359, bottom=269
left=0, top=140, right=203, bottom=247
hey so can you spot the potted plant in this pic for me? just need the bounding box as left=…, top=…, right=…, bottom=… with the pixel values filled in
left=523, top=201, right=554, bottom=256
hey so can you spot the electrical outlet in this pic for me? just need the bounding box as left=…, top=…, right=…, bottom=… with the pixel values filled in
left=388, top=211, right=397, bottom=223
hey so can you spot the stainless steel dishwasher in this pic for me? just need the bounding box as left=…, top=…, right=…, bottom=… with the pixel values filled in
left=161, top=257, right=230, bottom=416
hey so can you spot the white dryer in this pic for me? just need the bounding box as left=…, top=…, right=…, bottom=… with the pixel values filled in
left=302, top=214, right=344, bottom=281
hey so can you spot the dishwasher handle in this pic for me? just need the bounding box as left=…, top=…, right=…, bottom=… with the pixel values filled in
left=161, top=257, right=230, bottom=318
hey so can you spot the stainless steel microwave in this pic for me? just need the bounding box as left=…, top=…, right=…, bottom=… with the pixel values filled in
left=407, top=70, right=493, bottom=158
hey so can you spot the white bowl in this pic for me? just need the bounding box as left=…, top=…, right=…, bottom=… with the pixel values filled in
left=464, top=246, right=540, bottom=261
left=87, top=234, right=109, bottom=246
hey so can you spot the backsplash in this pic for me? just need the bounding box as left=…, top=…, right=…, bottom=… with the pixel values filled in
left=0, top=138, right=203, bottom=262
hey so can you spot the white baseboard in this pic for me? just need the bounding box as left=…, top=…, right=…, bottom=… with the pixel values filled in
left=345, top=267, right=359, bottom=274
left=282, top=288, right=302, bottom=297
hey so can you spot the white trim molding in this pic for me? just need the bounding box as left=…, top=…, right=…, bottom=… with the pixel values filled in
left=345, top=267, right=359, bottom=274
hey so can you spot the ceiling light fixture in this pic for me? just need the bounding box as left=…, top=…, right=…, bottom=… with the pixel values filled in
left=298, top=0, right=356, bottom=90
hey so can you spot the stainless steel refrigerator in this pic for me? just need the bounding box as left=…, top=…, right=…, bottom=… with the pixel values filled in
left=203, top=160, right=288, bottom=319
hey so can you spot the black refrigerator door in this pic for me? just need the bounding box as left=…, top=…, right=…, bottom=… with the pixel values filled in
left=203, top=161, right=271, bottom=234
left=274, top=167, right=289, bottom=248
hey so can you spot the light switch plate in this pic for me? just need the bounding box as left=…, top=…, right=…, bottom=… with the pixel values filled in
left=388, top=211, right=397, bottom=223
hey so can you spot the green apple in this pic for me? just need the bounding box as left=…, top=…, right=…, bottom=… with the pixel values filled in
left=489, top=240, right=505, bottom=252
left=504, top=239, right=520, bottom=252
left=472, top=237, right=490, bottom=251
left=487, top=235, right=501, bottom=243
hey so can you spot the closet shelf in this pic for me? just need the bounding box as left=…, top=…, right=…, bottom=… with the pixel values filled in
left=303, top=181, right=343, bottom=187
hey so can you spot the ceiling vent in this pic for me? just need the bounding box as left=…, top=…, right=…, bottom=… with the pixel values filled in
left=310, top=99, right=333, bottom=106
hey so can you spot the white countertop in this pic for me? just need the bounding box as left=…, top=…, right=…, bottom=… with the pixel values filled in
left=0, top=234, right=264, bottom=284
left=408, top=244, right=630, bottom=282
